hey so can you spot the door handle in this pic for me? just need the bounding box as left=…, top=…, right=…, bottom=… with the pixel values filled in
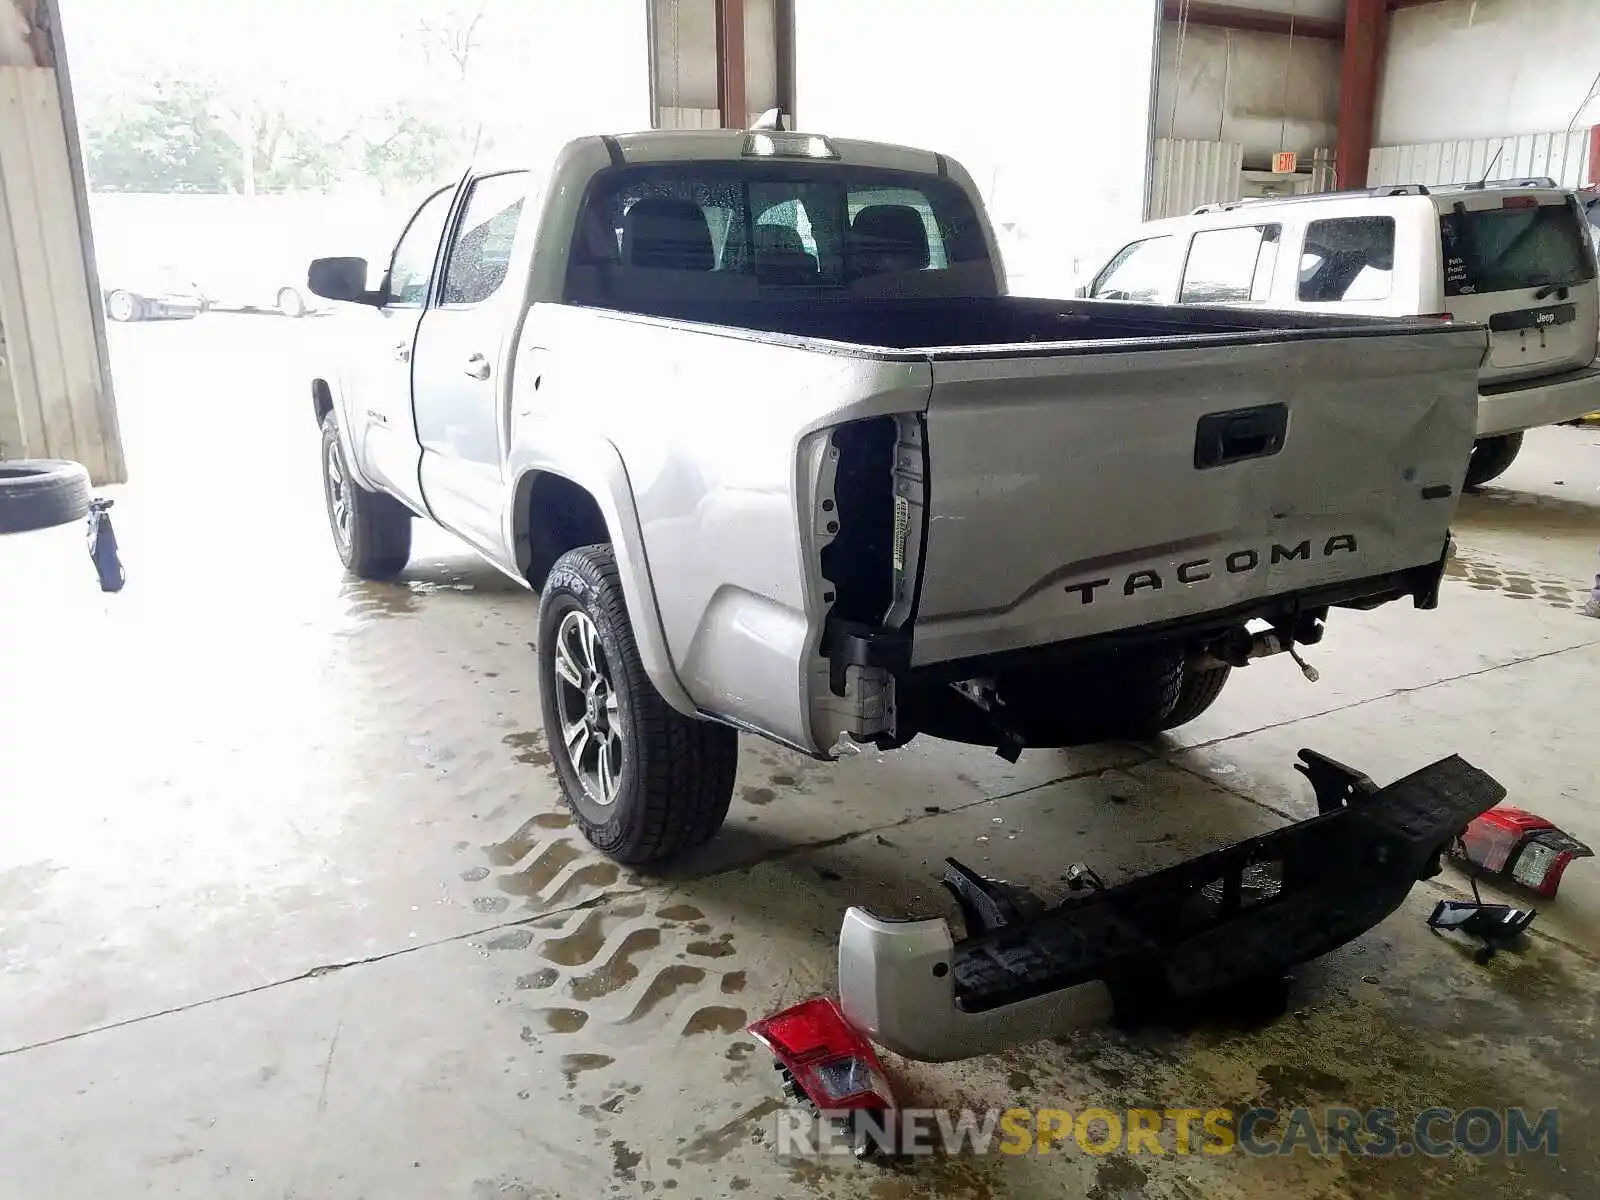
left=464, top=353, right=491, bottom=381
left=393, top=342, right=411, bottom=362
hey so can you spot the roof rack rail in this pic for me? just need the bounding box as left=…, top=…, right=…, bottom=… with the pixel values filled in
left=1441, top=175, right=1563, bottom=191
left=1187, top=183, right=1430, bottom=215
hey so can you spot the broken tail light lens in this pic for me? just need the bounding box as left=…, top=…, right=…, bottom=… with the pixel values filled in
left=748, top=996, right=895, bottom=1112
left=1455, top=807, right=1593, bottom=899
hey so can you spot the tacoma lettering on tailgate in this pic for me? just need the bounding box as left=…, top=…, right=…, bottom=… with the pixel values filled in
left=1064, top=535, right=1359, bottom=606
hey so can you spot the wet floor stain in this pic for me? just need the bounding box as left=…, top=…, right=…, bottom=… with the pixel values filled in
left=539, top=911, right=608, bottom=966
left=500, top=839, right=586, bottom=897
left=486, top=811, right=575, bottom=866
left=1086, top=1155, right=1149, bottom=1200
left=472, top=896, right=510, bottom=914
left=657, top=904, right=704, bottom=922
left=611, top=1139, right=643, bottom=1182
left=503, top=730, right=552, bottom=767
left=341, top=581, right=420, bottom=620
left=532, top=1007, right=590, bottom=1034
left=558, top=1052, right=613, bottom=1087
left=686, top=933, right=736, bottom=959
left=621, top=964, right=707, bottom=1023
left=516, top=968, right=559, bottom=990
left=1445, top=546, right=1582, bottom=609
left=740, top=786, right=777, bottom=807
left=682, top=1006, right=747, bottom=1036
left=460, top=866, right=491, bottom=882
left=680, top=1098, right=785, bottom=1164
left=485, top=928, right=535, bottom=952
left=565, top=928, right=663, bottom=1001
left=720, top=970, right=747, bottom=995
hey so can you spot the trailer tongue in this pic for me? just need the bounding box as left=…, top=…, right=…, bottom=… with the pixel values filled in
left=831, top=751, right=1505, bottom=1063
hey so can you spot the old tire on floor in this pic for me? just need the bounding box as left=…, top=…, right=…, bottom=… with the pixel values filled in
left=0, top=459, right=91, bottom=535
left=1464, top=432, right=1523, bottom=490
left=538, top=543, right=738, bottom=864
left=320, top=413, right=411, bottom=579
left=1157, top=663, right=1232, bottom=732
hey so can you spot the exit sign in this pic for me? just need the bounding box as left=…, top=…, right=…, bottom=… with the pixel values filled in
left=1272, top=151, right=1298, bottom=174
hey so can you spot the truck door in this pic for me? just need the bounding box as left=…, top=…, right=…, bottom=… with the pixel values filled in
left=411, top=171, right=532, bottom=559
left=352, top=185, right=456, bottom=509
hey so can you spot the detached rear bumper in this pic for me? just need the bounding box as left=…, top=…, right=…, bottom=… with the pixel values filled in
left=838, top=752, right=1504, bottom=1063
left=1477, top=364, right=1600, bottom=436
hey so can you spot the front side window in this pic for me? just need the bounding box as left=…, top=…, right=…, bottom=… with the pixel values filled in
left=1179, top=225, right=1281, bottom=303
left=386, top=188, right=455, bottom=308
left=564, top=161, right=997, bottom=309
left=1298, top=216, right=1396, bottom=302
left=442, top=174, right=529, bottom=306
left=1090, top=236, right=1180, bottom=302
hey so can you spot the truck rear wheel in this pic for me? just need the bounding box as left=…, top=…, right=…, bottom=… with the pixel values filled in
left=537, top=543, right=738, bottom=864
left=321, top=413, right=412, bottom=579
left=1464, top=433, right=1523, bottom=490
left=1155, top=663, right=1232, bottom=732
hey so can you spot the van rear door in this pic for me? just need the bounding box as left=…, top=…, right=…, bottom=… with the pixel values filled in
left=1436, top=190, right=1599, bottom=385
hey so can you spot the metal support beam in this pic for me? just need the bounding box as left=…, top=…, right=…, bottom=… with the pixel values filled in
left=715, top=0, right=746, bottom=129
left=1336, top=0, right=1387, bottom=189
left=1163, top=1, right=1343, bottom=40
left=774, top=0, right=795, bottom=127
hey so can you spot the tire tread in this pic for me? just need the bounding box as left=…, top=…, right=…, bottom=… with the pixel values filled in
left=539, top=544, right=737, bottom=864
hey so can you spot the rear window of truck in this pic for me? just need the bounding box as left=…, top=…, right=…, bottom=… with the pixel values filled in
left=1440, top=201, right=1596, bottom=298
left=564, top=162, right=997, bottom=308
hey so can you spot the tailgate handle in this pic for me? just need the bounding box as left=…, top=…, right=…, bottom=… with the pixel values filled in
left=1194, top=403, right=1288, bottom=470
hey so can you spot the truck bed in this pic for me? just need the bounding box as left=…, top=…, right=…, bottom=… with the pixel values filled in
left=583, top=293, right=1446, bottom=353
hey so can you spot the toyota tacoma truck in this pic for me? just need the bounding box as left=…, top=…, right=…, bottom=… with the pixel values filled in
left=305, top=128, right=1487, bottom=872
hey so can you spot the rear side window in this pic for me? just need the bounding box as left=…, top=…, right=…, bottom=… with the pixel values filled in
left=564, top=162, right=996, bottom=309
left=1179, top=225, right=1281, bottom=303
left=1440, top=201, right=1597, bottom=297
left=1299, top=216, right=1395, bottom=302
left=1090, top=235, right=1180, bottom=302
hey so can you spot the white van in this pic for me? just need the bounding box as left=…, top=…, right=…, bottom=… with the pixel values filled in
left=1085, top=180, right=1600, bottom=486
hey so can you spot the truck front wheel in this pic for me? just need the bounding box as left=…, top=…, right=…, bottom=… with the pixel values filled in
left=537, top=543, right=738, bottom=864
left=321, top=413, right=412, bottom=579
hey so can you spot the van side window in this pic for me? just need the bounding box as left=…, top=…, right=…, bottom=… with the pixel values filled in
left=1179, top=225, right=1281, bottom=303
left=1298, top=216, right=1396, bottom=302
left=1091, top=235, right=1179, bottom=302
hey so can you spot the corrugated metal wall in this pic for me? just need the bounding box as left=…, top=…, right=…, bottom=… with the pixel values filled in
left=1368, top=130, right=1595, bottom=191
left=0, top=4, right=124, bottom=484
left=1149, top=138, right=1245, bottom=218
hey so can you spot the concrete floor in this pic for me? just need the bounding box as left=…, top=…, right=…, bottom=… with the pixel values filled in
left=2, top=314, right=1598, bottom=1198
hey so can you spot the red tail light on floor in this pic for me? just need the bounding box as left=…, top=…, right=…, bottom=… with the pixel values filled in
left=1455, top=807, right=1594, bottom=898
left=748, top=996, right=896, bottom=1113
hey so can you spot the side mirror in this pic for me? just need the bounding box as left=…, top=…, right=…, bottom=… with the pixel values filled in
left=307, top=257, right=377, bottom=304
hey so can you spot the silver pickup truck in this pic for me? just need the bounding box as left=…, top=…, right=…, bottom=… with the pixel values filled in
left=306, top=128, right=1485, bottom=868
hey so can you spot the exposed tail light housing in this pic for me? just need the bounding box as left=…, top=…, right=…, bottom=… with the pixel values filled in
left=748, top=997, right=897, bottom=1156
left=1453, top=807, right=1593, bottom=898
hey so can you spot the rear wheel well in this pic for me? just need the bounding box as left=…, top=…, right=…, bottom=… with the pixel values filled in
left=517, top=472, right=610, bottom=589
left=312, top=379, right=333, bottom=427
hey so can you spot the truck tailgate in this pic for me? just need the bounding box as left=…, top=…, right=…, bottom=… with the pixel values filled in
left=909, top=326, right=1485, bottom=668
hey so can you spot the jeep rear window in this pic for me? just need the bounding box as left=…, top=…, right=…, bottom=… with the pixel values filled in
left=564, top=162, right=998, bottom=311
left=1440, top=202, right=1596, bottom=297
